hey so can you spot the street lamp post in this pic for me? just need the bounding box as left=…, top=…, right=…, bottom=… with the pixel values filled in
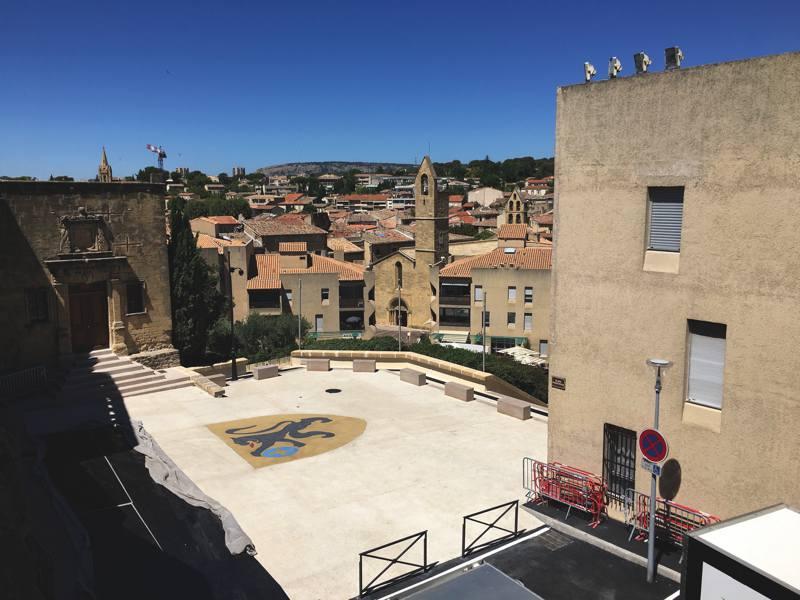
left=297, top=278, right=303, bottom=347
left=226, top=250, right=240, bottom=381
left=397, top=285, right=403, bottom=352
left=645, top=358, right=672, bottom=583
left=481, top=292, right=488, bottom=371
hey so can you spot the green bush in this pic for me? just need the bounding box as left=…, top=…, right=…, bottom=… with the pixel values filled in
left=207, top=313, right=309, bottom=363
left=304, top=335, right=548, bottom=402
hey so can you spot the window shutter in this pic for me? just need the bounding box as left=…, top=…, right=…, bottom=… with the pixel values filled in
left=688, top=333, right=725, bottom=409
left=648, top=201, right=683, bottom=251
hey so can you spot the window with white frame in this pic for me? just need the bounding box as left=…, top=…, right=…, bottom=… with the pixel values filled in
left=474, top=285, right=483, bottom=302
left=687, top=320, right=726, bottom=409
left=524, top=287, right=533, bottom=303
left=507, top=286, right=516, bottom=302
left=647, top=187, right=684, bottom=252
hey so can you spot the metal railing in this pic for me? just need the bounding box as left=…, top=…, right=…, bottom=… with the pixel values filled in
left=461, top=500, right=521, bottom=557
left=0, top=365, right=47, bottom=397
left=306, top=331, right=363, bottom=341
left=358, top=530, right=431, bottom=597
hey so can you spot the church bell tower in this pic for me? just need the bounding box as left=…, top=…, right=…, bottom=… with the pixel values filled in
left=413, top=156, right=449, bottom=266
left=98, top=147, right=112, bottom=183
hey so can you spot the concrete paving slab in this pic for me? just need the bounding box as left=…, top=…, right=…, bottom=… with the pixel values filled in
left=124, top=369, right=548, bottom=599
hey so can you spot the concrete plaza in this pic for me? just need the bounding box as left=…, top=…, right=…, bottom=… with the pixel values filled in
left=124, top=367, right=548, bottom=599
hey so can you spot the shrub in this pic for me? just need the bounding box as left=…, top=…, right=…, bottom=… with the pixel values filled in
left=206, top=313, right=309, bottom=363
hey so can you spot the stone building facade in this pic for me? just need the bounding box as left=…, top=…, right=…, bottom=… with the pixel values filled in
left=0, top=181, right=176, bottom=374
left=549, top=51, right=800, bottom=519
left=372, top=157, right=448, bottom=329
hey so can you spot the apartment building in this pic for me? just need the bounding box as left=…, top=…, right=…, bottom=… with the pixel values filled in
left=549, top=51, right=800, bottom=519
left=438, top=246, right=551, bottom=353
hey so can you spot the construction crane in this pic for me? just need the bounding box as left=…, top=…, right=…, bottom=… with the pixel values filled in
left=146, top=144, right=167, bottom=170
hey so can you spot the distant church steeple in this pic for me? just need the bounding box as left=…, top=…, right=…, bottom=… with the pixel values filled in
left=98, top=147, right=112, bottom=182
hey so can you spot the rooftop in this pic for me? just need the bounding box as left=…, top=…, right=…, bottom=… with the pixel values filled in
left=498, top=224, right=529, bottom=239
left=247, top=252, right=365, bottom=289
left=440, top=247, right=553, bottom=278
left=195, top=233, right=248, bottom=252
left=363, top=229, right=414, bottom=245
left=123, top=367, right=547, bottom=599
left=244, top=218, right=327, bottom=237
left=326, top=237, right=362, bottom=253
left=193, top=215, right=240, bottom=225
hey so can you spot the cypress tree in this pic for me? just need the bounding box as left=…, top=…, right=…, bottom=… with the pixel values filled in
left=168, top=198, right=224, bottom=365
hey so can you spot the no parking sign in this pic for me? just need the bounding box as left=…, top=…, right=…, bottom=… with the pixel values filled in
left=639, top=428, right=668, bottom=464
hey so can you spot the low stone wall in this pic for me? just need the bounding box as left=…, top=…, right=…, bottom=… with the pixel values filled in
left=191, top=357, right=248, bottom=378
left=291, top=349, right=547, bottom=409
left=129, top=348, right=181, bottom=370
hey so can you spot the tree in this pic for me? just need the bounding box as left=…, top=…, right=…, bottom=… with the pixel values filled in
left=217, top=172, right=232, bottom=185
left=207, top=313, right=310, bottom=363
left=136, top=166, right=168, bottom=182
left=167, top=197, right=224, bottom=365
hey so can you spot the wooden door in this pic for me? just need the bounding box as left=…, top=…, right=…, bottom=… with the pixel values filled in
left=69, top=283, right=109, bottom=352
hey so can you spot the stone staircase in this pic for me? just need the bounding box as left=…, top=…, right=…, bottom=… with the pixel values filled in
left=58, top=348, right=193, bottom=402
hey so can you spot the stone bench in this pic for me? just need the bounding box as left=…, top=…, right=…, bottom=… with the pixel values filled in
left=207, top=373, right=227, bottom=387
left=400, top=368, right=426, bottom=386
left=306, top=358, right=331, bottom=372
left=353, top=359, right=376, bottom=373
left=497, top=396, right=531, bottom=420
left=252, top=364, right=279, bottom=380
left=445, top=381, right=474, bottom=402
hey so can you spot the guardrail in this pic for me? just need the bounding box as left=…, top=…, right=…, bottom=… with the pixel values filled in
left=0, top=365, right=47, bottom=397
left=462, top=500, right=521, bottom=557
left=306, top=331, right=363, bottom=341
left=624, top=489, right=720, bottom=547
left=358, top=530, right=432, bottom=597
left=523, top=458, right=607, bottom=528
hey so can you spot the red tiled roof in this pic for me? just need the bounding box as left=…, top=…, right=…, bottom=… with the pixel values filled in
left=498, top=224, right=528, bottom=239
left=448, top=194, right=464, bottom=204
left=202, top=215, right=239, bottom=225
left=247, top=254, right=282, bottom=289
left=532, top=212, right=553, bottom=225
left=195, top=233, right=247, bottom=253
left=244, top=218, right=326, bottom=236
left=440, top=247, right=552, bottom=278
left=247, top=252, right=365, bottom=289
left=363, top=229, right=414, bottom=245
left=282, top=193, right=304, bottom=203
left=278, top=241, right=307, bottom=253
left=327, top=237, right=361, bottom=253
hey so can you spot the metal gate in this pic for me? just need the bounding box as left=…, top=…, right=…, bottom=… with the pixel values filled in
left=602, top=424, right=636, bottom=507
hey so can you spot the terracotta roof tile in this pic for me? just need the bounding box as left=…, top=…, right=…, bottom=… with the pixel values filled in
left=278, top=241, right=307, bottom=253
left=498, top=224, right=528, bottom=239
left=244, top=218, right=326, bottom=236
left=327, top=237, right=361, bottom=253
left=195, top=233, right=247, bottom=253
left=247, top=254, right=282, bottom=289
left=532, top=212, right=553, bottom=225
left=203, top=215, right=239, bottom=225
left=440, top=247, right=552, bottom=278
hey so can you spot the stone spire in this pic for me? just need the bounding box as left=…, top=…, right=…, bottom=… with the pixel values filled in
left=98, top=147, right=112, bottom=182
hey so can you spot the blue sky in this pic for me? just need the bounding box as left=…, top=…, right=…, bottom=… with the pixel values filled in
left=2, top=0, right=798, bottom=179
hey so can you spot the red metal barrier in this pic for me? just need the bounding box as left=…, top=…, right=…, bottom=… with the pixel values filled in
left=523, top=458, right=607, bottom=528
left=626, top=490, right=720, bottom=546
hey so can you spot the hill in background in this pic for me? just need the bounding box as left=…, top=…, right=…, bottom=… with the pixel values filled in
left=257, top=162, right=415, bottom=176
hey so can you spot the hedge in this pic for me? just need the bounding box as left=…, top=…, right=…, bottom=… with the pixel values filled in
left=304, top=336, right=548, bottom=402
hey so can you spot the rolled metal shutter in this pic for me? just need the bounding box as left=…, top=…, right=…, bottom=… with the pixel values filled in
left=648, top=200, right=683, bottom=251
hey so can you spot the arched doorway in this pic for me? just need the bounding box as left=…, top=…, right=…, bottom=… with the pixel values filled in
left=388, top=298, right=409, bottom=327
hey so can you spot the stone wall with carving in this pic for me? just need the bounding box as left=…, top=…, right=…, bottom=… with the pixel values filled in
left=0, top=182, right=175, bottom=373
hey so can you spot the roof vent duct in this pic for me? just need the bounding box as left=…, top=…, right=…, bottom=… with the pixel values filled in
left=634, top=52, right=652, bottom=74
left=665, top=47, right=684, bottom=70
left=608, top=57, right=623, bottom=79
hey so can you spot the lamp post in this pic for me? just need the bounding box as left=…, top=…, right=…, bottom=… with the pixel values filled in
left=645, top=357, right=672, bottom=583
left=225, top=250, right=242, bottom=381
left=397, top=285, right=402, bottom=352
left=297, top=278, right=303, bottom=347
left=481, top=292, right=488, bottom=371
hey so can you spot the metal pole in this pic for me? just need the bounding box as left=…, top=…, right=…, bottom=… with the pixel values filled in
left=646, top=365, right=662, bottom=583
left=398, top=286, right=402, bottom=351
left=297, top=278, right=303, bottom=346
left=481, top=292, right=487, bottom=371
left=228, top=251, right=238, bottom=381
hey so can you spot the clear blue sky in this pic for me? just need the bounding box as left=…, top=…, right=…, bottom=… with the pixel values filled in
left=2, top=0, right=798, bottom=179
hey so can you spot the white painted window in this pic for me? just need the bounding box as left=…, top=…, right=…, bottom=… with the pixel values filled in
left=539, top=339, right=548, bottom=357
left=474, top=285, right=483, bottom=302
left=315, top=314, right=324, bottom=332
left=524, top=287, right=533, bottom=303
left=507, top=286, right=516, bottom=302
left=524, top=313, right=533, bottom=331
left=687, top=320, right=726, bottom=409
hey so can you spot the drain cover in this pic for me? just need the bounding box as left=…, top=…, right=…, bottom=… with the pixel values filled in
left=325, top=388, right=342, bottom=394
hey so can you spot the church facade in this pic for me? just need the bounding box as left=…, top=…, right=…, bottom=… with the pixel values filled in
left=0, top=178, right=177, bottom=375
left=372, top=157, right=449, bottom=329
